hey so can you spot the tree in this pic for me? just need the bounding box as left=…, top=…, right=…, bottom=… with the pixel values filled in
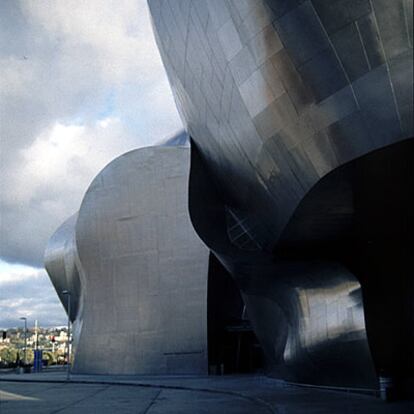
left=0, top=347, right=18, bottom=364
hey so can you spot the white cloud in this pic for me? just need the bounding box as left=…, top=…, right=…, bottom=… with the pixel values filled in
left=0, top=260, right=66, bottom=328
left=0, top=0, right=182, bottom=325
left=0, top=260, right=44, bottom=284
left=10, top=118, right=132, bottom=205
left=0, top=0, right=182, bottom=267
left=1, top=117, right=142, bottom=266
left=20, top=0, right=162, bottom=84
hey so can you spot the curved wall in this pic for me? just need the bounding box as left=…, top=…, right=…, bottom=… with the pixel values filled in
left=45, top=143, right=210, bottom=375
left=149, top=0, right=413, bottom=391
left=149, top=0, right=412, bottom=248
left=44, top=214, right=82, bottom=324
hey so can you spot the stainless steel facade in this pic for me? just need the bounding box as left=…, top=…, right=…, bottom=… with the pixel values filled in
left=149, top=0, right=413, bottom=392
left=45, top=140, right=209, bottom=374
left=44, top=214, right=83, bottom=338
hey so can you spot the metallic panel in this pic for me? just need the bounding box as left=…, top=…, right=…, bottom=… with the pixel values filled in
left=44, top=214, right=82, bottom=324
left=45, top=140, right=209, bottom=375
left=149, top=0, right=413, bottom=391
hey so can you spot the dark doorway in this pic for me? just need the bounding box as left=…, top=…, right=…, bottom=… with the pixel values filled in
left=207, top=253, right=264, bottom=374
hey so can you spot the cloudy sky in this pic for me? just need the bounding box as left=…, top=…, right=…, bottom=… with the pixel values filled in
left=0, top=0, right=182, bottom=329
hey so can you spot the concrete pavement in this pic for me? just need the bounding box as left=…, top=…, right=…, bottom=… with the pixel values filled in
left=1, top=369, right=413, bottom=413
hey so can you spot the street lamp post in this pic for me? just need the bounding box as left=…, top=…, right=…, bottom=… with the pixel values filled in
left=62, top=290, right=71, bottom=381
left=35, top=319, right=39, bottom=350
left=19, top=317, right=27, bottom=365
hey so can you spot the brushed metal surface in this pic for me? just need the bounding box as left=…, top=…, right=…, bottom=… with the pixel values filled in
left=149, top=0, right=413, bottom=390
left=44, top=214, right=82, bottom=324
left=45, top=141, right=209, bottom=375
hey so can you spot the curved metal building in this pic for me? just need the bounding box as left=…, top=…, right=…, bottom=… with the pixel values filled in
left=45, top=138, right=210, bottom=374
left=148, top=0, right=413, bottom=393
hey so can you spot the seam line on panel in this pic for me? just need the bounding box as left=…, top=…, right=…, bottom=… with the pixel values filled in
left=355, top=20, right=372, bottom=71
left=368, top=0, right=404, bottom=134
left=402, top=0, right=413, bottom=48
left=310, top=2, right=361, bottom=110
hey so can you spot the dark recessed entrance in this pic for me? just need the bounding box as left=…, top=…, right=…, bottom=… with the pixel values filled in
left=207, top=253, right=264, bottom=375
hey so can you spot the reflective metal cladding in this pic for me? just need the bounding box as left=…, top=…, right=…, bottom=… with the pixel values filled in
left=45, top=136, right=210, bottom=374
left=149, top=0, right=413, bottom=393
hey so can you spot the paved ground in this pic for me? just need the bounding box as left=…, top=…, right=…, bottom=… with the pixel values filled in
left=0, top=370, right=413, bottom=413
